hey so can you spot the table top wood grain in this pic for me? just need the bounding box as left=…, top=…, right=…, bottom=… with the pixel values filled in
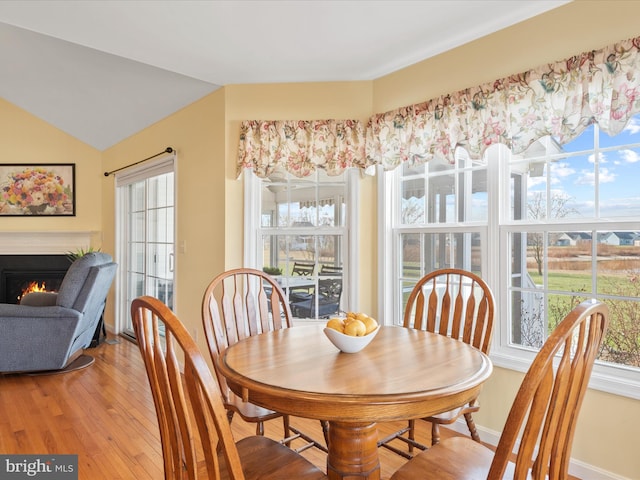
left=217, top=324, right=492, bottom=479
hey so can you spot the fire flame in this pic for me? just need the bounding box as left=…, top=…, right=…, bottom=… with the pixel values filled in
left=18, top=281, right=50, bottom=302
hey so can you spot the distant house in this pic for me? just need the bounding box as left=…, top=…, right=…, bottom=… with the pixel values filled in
left=555, top=232, right=592, bottom=246
left=599, top=231, right=637, bottom=246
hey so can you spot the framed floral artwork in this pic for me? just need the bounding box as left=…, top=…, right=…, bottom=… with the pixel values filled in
left=0, top=164, right=75, bottom=216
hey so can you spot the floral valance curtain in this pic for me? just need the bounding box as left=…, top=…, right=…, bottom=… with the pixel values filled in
left=367, top=36, right=640, bottom=169
left=237, top=119, right=370, bottom=178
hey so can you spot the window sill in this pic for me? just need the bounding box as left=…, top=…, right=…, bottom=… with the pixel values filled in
left=491, top=347, right=640, bottom=401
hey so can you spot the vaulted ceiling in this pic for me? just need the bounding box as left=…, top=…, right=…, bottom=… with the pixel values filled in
left=0, top=0, right=569, bottom=150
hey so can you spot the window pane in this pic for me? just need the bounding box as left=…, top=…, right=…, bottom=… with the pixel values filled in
left=550, top=155, right=594, bottom=218
left=543, top=231, right=591, bottom=292
left=261, top=183, right=278, bottom=227
left=599, top=147, right=640, bottom=217
left=428, top=173, right=455, bottom=223
left=130, top=211, right=145, bottom=242
left=522, top=164, right=548, bottom=221
left=317, top=234, right=341, bottom=267
left=148, top=208, right=164, bottom=243
left=401, top=233, right=422, bottom=278
left=511, top=291, right=585, bottom=349
left=401, top=178, right=425, bottom=225
left=510, top=232, right=535, bottom=288
left=601, top=297, right=640, bottom=367
left=130, top=182, right=145, bottom=211
left=130, top=242, right=144, bottom=273
left=596, top=232, right=640, bottom=295
left=523, top=155, right=596, bottom=221
left=130, top=272, right=144, bottom=299
left=470, top=173, right=488, bottom=222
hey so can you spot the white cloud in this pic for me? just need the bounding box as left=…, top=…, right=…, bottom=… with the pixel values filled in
left=550, top=162, right=575, bottom=177
left=599, top=167, right=616, bottom=183
left=619, top=149, right=640, bottom=163
left=576, top=167, right=616, bottom=185
left=588, top=152, right=610, bottom=164
left=623, top=117, right=640, bottom=135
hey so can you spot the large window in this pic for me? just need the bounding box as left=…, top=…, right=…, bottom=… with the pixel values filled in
left=245, top=168, right=357, bottom=321
left=382, top=113, right=640, bottom=398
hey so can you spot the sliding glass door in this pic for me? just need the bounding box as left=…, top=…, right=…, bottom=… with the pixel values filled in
left=116, top=155, right=176, bottom=338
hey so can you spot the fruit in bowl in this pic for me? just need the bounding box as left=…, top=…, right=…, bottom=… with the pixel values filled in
left=324, top=313, right=379, bottom=353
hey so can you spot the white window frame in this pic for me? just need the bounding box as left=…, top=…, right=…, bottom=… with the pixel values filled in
left=114, top=153, right=177, bottom=334
left=380, top=141, right=640, bottom=400
left=244, top=169, right=360, bottom=316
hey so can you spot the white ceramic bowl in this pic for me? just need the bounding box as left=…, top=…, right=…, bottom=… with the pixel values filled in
left=323, top=326, right=380, bottom=353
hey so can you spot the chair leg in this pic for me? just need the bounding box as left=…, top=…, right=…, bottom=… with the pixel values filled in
left=282, top=415, right=292, bottom=446
left=464, top=412, right=481, bottom=443
left=256, top=420, right=264, bottom=436
left=431, top=421, right=441, bottom=446
left=407, top=419, right=416, bottom=453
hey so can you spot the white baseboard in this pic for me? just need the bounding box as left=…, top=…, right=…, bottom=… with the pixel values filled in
left=445, top=421, right=631, bottom=480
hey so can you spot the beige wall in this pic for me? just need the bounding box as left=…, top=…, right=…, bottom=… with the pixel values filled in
left=102, top=90, right=226, bottom=350
left=0, top=98, right=102, bottom=237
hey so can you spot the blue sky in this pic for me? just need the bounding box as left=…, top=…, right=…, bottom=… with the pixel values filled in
left=529, top=113, right=640, bottom=219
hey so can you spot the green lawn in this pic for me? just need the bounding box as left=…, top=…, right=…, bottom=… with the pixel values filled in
left=527, top=271, right=625, bottom=294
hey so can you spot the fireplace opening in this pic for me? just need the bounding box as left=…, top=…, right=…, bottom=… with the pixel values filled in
left=0, top=255, right=71, bottom=304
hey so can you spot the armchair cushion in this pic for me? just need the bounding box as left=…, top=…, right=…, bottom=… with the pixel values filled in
left=57, top=252, right=113, bottom=309
left=0, top=304, right=82, bottom=372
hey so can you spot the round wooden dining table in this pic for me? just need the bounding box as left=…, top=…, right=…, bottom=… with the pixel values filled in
left=216, top=324, right=492, bottom=480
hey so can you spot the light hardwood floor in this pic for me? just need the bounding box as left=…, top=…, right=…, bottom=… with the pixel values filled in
left=0, top=335, right=578, bottom=479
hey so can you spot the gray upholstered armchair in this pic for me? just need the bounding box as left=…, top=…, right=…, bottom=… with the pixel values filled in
left=0, top=252, right=117, bottom=373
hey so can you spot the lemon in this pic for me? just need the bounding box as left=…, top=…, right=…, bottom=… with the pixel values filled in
left=326, top=318, right=345, bottom=333
left=344, top=319, right=366, bottom=337
left=362, top=316, right=379, bottom=334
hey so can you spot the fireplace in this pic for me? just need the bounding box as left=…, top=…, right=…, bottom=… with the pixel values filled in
left=0, top=255, right=71, bottom=304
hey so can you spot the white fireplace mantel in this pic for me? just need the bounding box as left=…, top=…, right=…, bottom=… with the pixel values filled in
left=0, top=231, right=96, bottom=255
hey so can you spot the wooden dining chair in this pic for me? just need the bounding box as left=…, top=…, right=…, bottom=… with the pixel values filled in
left=390, top=299, right=609, bottom=480
left=131, top=296, right=328, bottom=480
left=202, top=268, right=328, bottom=453
left=378, top=268, right=495, bottom=458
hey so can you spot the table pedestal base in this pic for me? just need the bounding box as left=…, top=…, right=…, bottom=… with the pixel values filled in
left=327, top=422, right=380, bottom=480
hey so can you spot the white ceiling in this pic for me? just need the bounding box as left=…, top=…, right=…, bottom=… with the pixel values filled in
left=0, top=0, right=569, bottom=151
